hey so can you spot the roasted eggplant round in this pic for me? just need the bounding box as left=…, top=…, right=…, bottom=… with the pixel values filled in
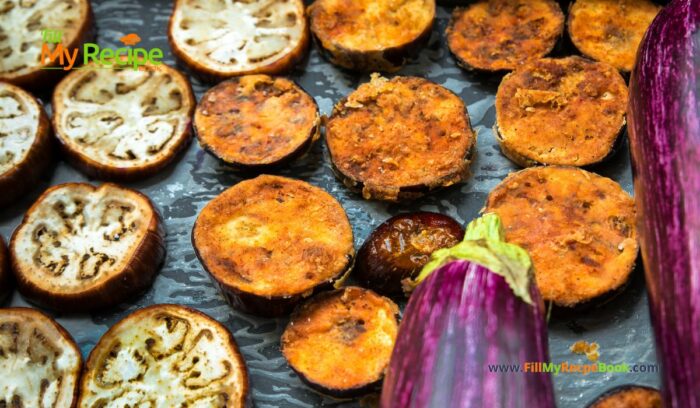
left=10, top=183, right=166, bottom=311
left=52, top=63, right=195, bottom=180
left=587, top=385, right=662, bottom=408
left=495, top=56, right=628, bottom=167
left=194, top=75, right=320, bottom=169
left=0, top=307, right=82, bottom=407
left=0, top=0, right=94, bottom=88
left=446, top=0, right=564, bottom=72
left=78, top=304, right=250, bottom=407
left=168, top=0, right=309, bottom=81
left=308, top=0, right=435, bottom=72
left=568, top=0, right=662, bottom=72
left=326, top=74, right=476, bottom=201
left=0, top=236, right=10, bottom=303
left=355, top=212, right=464, bottom=296
left=192, top=175, right=354, bottom=317
left=485, top=166, right=638, bottom=308
left=281, top=287, right=399, bottom=398
left=0, top=82, right=53, bottom=207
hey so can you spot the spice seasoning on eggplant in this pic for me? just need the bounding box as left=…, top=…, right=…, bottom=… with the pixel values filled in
left=587, top=385, right=662, bottom=408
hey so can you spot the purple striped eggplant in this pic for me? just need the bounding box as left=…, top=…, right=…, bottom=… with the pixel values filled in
left=627, top=0, right=700, bottom=406
left=381, top=214, right=554, bottom=408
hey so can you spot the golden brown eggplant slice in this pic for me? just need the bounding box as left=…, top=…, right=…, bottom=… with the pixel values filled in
left=194, top=75, right=320, bottom=168
left=192, top=175, right=355, bottom=317
left=52, top=64, right=195, bottom=180
left=282, top=287, right=399, bottom=398
left=78, top=304, right=250, bottom=407
left=485, top=166, right=638, bottom=308
left=10, top=183, right=165, bottom=311
left=588, top=385, right=662, bottom=408
left=0, top=307, right=82, bottom=407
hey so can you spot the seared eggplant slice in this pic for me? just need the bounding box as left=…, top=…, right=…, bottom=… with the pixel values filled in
left=78, top=304, right=250, bottom=407
left=194, top=75, right=320, bottom=168
left=0, top=82, right=53, bottom=207
left=355, top=212, right=464, bottom=296
left=326, top=74, right=476, bottom=201
left=588, top=385, right=662, bottom=408
left=485, top=166, right=638, bottom=308
left=282, top=287, right=399, bottom=397
left=168, top=0, right=308, bottom=81
left=446, top=0, right=564, bottom=72
left=568, top=0, right=661, bottom=72
left=52, top=63, right=195, bottom=180
left=0, top=307, right=82, bottom=407
left=0, top=0, right=93, bottom=88
left=0, top=237, right=10, bottom=303
left=495, top=57, right=628, bottom=167
left=192, top=175, right=354, bottom=317
left=308, top=0, right=435, bottom=72
left=10, top=183, right=165, bottom=311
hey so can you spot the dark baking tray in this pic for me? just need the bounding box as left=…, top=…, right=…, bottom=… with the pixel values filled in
left=0, top=1, right=660, bottom=406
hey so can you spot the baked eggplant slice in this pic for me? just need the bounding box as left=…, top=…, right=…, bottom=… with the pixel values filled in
left=446, top=0, right=564, bottom=72
left=193, top=175, right=354, bottom=317
left=168, top=0, right=309, bottom=82
left=78, top=304, right=250, bottom=407
left=0, top=236, right=10, bottom=303
left=194, top=75, right=320, bottom=169
left=52, top=64, right=195, bottom=180
left=0, top=307, right=82, bottom=407
left=10, top=183, right=166, bottom=311
left=326, top=74, right=476, bottom=201
left=355, top=212, right=464, bottom=297
left=495, top=57, right=628, bottom=167
left=0, top=0, right=93, bottom=88
left=588, top=385, right=662, bottom=408
left=568, top=0, right=662, bottom=72
left=484, top=166, right=638, bottom=308
left=308, top=0, right=435, bottom=72
left=281, top=287, right=399, bottom=398
left=0, top=82, right=53, bottom=207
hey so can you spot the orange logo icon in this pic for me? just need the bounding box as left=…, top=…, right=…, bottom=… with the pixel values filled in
left=119, top=33, right=141, bottom=46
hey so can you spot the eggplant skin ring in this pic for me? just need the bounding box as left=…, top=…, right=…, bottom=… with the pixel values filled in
left=326, top=74, right=476, bottom=202
left=0, top=81, right=53, bottom=207
left=194, top=75, right=320, bottom=169
left=485, top=166, right=638, bottom=308
left=51, top=62, right=195, bottom=180
left=168, top=0, right=309, bottom=81
left=494, top=56, right=628, bottom=167
left=567, top=0, right=662, bottom=72
left=78, top=304, right=250, bottom=408
left=0, top=236, right=11, bottom=304
left=192, top=175, right=355, bottom=317
left=0, top=307, right=83, bottom=408
left=308, top=0, right=436, bottom=72
left=10, top=182, right=166, bottom=311
left=446, top=0, right=564, bottom=72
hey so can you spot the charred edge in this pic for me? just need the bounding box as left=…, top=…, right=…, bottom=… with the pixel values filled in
left=586, top=384, right=661, bottom=408
left=0, top=237, right=11, bottom=304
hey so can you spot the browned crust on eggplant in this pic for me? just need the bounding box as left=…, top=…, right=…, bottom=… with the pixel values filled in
left=0, top=82, right=54, bottom=207
left=281, top=287, right=399, bottom=398
left=168, top=0, right=309, bottom=83
left=0, top=0, right=94, bottom=89
left=0, top=307, right=82, bottom=408
left=78, top=304, right=250, bottom=408
left=588, top=385, right=662, bottom=408
left=446, top=0, right=564, bottom=72
left=10, top=182, right=166, bottom=312
left=308, top=0, right=435, bottom=72
left=567, top=0, right=661, bottom=72
left=494, top=57, right=628, bottom=167
left=326, top=74, right=476, bottom=201
left=192, top=175, right=354, bottom=317
left=0, top=236, right=10, bottom=303
left=484, top=166, right=638, bottom=307
left=194, top=75, right=320, bottom=169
